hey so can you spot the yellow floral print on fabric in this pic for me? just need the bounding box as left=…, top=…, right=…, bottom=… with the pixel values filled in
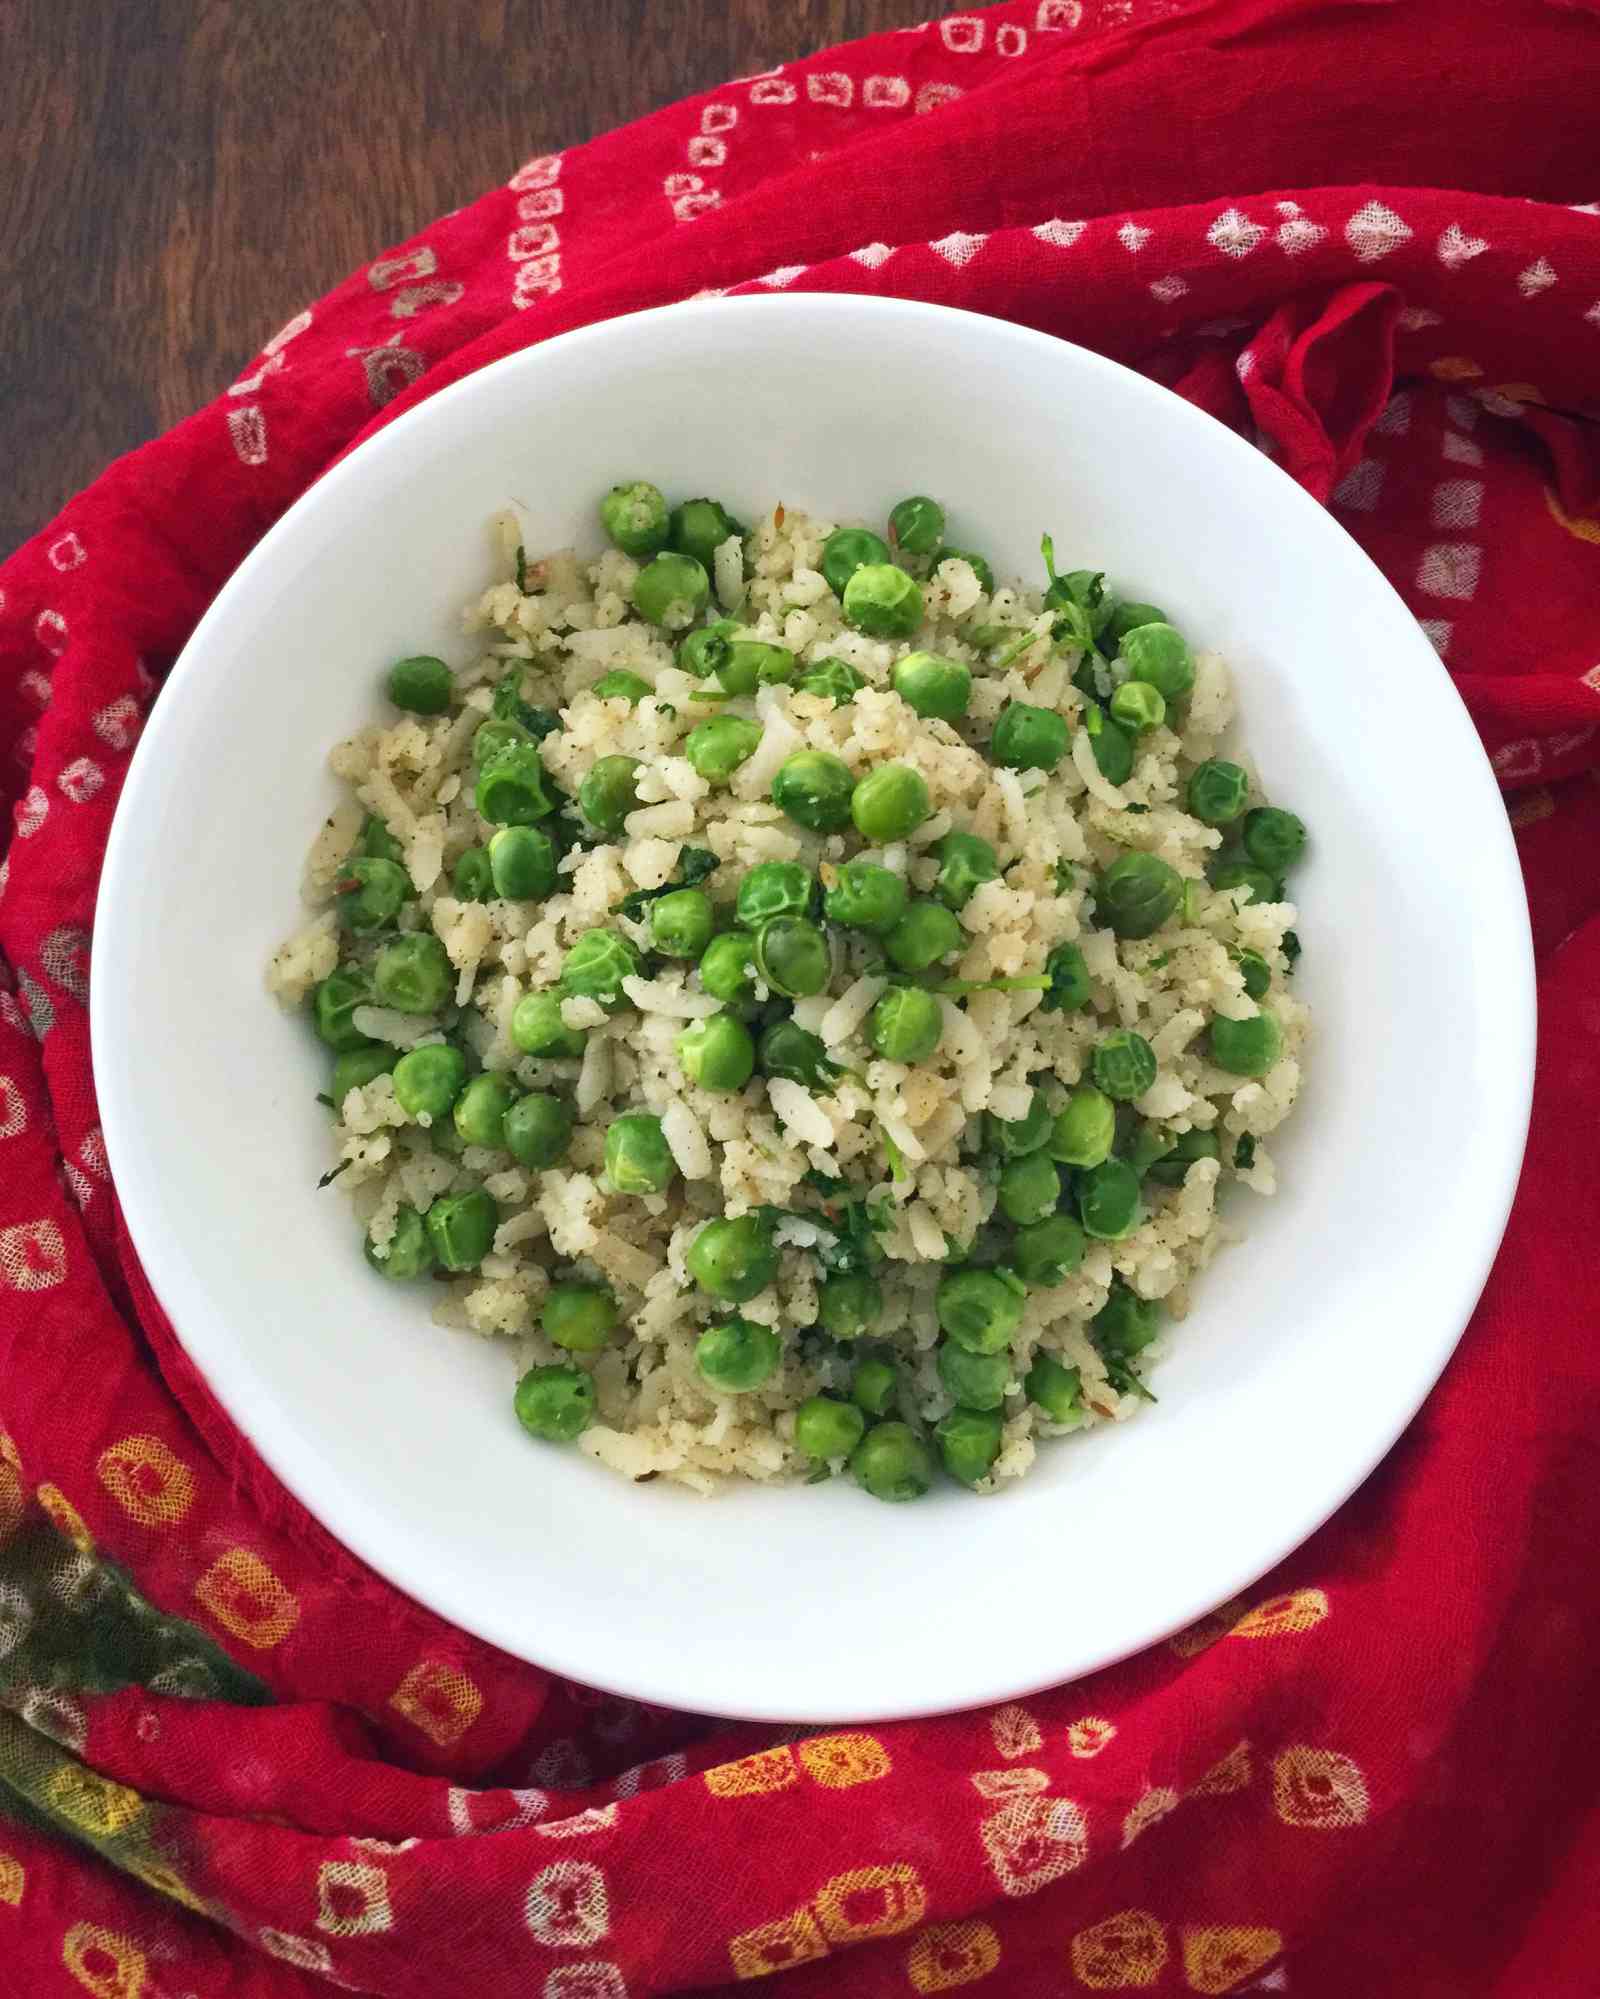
left=728, top=1905, right=830, bottom=1980
left=0, top=1850, right=23, bottom=1905
left=1191, top=1742, right=1253, bottom=1798
left=971, top=1767, right=1049, bottom=1798
left=37, top=1483, right=94, bottom=1554
left=1272, top=1746, right=1370, bottom=1828
left=1232, top=1589, right=1328, bottom=1640
left=704, top=1746, right=798, bottom=1798
left=797, top=1732, right=890, bottom=1788
left=124, top=1854, right=209, bottom=1915
left=906, top=1919, right=1002, bottom=1991
left=96, top=1435, right=195, bottom=1528
left=43, top=1765, right=145, bottom=1839
left=813, top=1862, right=926, bottom=1943
left=1121, top=1786, right=1181, bottom=1848
left=1070, top=1909, right=1169, bottom=1988
left=389, top=1660, right=484, bottom=1746
left=193, top=1548, right=300, bottom=1649
left=0, top=1458, right=24, bottom=1545
left=1066, top=1715, right=1117, bottom=1758
left=1428, top=356, right=1485, bottom=381
left=61, top=1923, right=148, bottom=1999
left=316, top=1859, right=395, bottom=1936
left=1546, top=484, right=1600, bottom=545
left=1181, top=1925, right=1283, bottom=1993
left=980, top=1794, right=1088, bottom=1897
left=989, top=1703, right=1043, bottom=1758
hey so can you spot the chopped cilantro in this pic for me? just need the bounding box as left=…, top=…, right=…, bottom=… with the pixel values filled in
left=617, top=847, right=718, bottom=921
left=1282, top=930, right=1302, bottom=969
left=1234, top=1135, right=1256, bottom=1170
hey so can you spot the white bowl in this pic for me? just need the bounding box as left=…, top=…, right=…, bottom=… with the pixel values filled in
left=94, top=296, right=1532, bottom=1722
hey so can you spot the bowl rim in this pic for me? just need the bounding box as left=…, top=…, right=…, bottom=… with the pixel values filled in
left=92, top=292, right=1535, bottom=1720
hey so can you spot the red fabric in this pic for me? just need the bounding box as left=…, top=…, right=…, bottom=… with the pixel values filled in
left=3, top=1, right=1599, bottom=1992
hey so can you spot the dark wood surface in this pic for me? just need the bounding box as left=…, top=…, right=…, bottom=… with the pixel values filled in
left=1, top=0, right=927, bottom=559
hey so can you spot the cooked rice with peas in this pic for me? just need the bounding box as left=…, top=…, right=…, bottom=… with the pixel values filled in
left=267, top=482, right=1309, bottom=1499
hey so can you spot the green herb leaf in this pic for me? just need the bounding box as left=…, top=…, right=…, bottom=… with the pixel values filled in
left=1054, top=861, right=1075, bottom=894
left=616, top=846, right=719, bottom=921
left=1234, top=1135, right=1257, bottom=1170
left=317, top=1160, right=351, bottom=1189
left=882, top=1128, right=909, bottom=1182
left=1282, top=930, right=1302, bottom=969
left=515, top=545, right=529, bottom=593
left=314, top=1092, right=335, bottom=1109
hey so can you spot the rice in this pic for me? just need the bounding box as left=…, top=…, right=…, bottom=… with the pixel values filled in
left=272, top=499, right=1309, bottom=1496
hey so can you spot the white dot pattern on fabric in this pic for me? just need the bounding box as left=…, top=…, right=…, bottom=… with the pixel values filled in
left=228, top=406, right=268, bottom=467
left=447, top=1785, right=549, bottom=1834
left=1374, top=391, right=1413, bottom=435
left=1397, top=305, right=1444, bottom=330
left=1431, top=479, right=1484, bottom=528
left=687, top=136, right=725, bottom=167
left=1493, top=739, right=1543, bottom=781
left=700, top=103, right=737, bottom=134
left=806, top=71, right=853, bottom=106
left=1416, top=543, right=1482, bottom=600
left=1517, top=257, right=1557, bottom=296
left=316, top=1860, right=394, bottom=1937
left=0, top=1219, right=68, bottom=1292
left=34, top=611, right=68, bottom=655
left=47, top=534, right=86, bottom=572
left=849, top=242, right=894, bottom=268
left=757, top=265, right=808, bottom=288
left=509, top=157, right=563, bottom=301
left=1117, top=221, right=1152, bottom=253
left=1345, top=199, right=1413, bottom=262
left=1036, top=0, right=1083, bottom=25
left=1208, top=208, right=1267, bottom=258
left=525, top=1860, right=611, bottom=1948
left=57, top=758, right=105, bottom=805
left=1547, top=725, right=1597, bottom=759
left=1150, top=275, right=1188, bottom=302
left=1332, top=459, right=1386, bottom=511
left=259, top=1931, right=335, bottom=1974
left=1583, top=301, right=1600, bottom=327
left=20, top=671, right=50, bottom=709
left=0, top=1076, right=26, bottom=1140
left=1444, top=394, right=1480, bottom=430
left=1437, top=223, right=1489, bottom=269
left=1442, top=431, right=1485, bottom=466
left=611, top=1751, right=689, bottom=1799
left=749, top=77, right=797, bottom=105
left=931, top=230, right=987, bottom=267
left=534, top=1805, right=619, bottom=1840
left=941, top=14, right=985, bottom=50
left=15, top=787, right=49, bottom=838
left=863, top=74, right=910, bottom=107
left=1418, top=619, right=1453, bottom=656
left=997, top=23, right=1028, bottom=54
left=1276, top=201, right=1329, bottom=254
left=915, top=82, right=963, bottom=114
left=544, top=1967, right=628, bottom=1999
left=1033, top=218, right=1086, bottom=248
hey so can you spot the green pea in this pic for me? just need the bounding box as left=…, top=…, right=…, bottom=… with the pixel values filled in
left=452, top=846, right=494, bottom=902
left=852, top=1356, right=898, bottom=1417
left=883, top=900, right=963, bottom=973
left=334, top=856, right=411, bottom=934
left=991, top=701, right=1069, bottom=771
left=542, top=1280, right=619, bottom=1352
left=514, top=1363, right=595, bottom=1443
left=794, top=1395, right=866, bottom=1460
left=1118, top=621, right=1194, bottom=701
left=1125, top=1122, right=1175, bottom=1179
left=850, top=1421, right=935, bottom=1502
left=753, top=916, right=830, bottom=999
left=489, top=825, right=558, bottom=900
left=429, top=1116, right=466, bottom=1159
left=931, top=828, right=1001, bottom=915
left=868, top=985, right=943, bottom=1065
left=1234, top=949, right=1272, bottom=1001
left=816, top=1272, right=882, bottom=1339
left=1109, top=681, right=1166, bottom=734
left=1107, top=600, right=1168, bottom=644
left=511, top=991, right=586, bottom=1058
left=823, top=860, right=908, bottom=934
left=686, top=715, right=762, bottom=785
left=1144, top=1127, right=1221, bottom=1187
left=932, top=548, right=996, bottom=595
left=678, top=620, right=737, bottom=677
left=503, top=1091, right=574, bottom=1169
left=1208, top=1009, right=1282, bottom=1077
left=372, top=933, right=454, bottom=1013
left=1186, top=759, right=1250, bottom=826
left=736, top=861, right=814, bottom=928
left=937, top=1268, right=1024, bottom=1354
left=686, top=1214, right=778, bottom=1302
left=386, top=653, right=452, bottom=715
left=1097, top=852, right=1183, bottom=938
left=997, top=1151, right=1060, bottom=1226
left=1094, top=1279, right=1163, bottom=1357
left=1091, top=1029, right=1158, bottom=1102
left=650, top=889, right=715, bottom=958
left=888, top=495, right=946, bottom=557
left=391, top=1043, right=467, bottom=1121
left=365, top=1205, right=432, bottom=1281
left=717, top=640, right=797, bottom=695
left=821, top=526, right=893, bottom=599
left=592, top=669, right=653, bottom=703
left=937, top=1341, right=1009, bottom=1411
left=850, top=763, right=931, bottom=843
left=1025, top=1351, right=1082, bottom=1422
left=1048, top=1086, right=1115, bottom=1167
left=795, top=656, right=865, bottom=706
left=314, top=968, right=376, bottom=1052
left=361, top=815, right=404, bottom=863
left=935, top=1405, right=1004, bottom=1486
left=633, top=551, right=710, bottom=631
left=695, top=1316, right=781, bottom=1391
left=476, top=742, right=561, bottom=825
left=1013, top=1214, right=1086, bottom=1287
left=698, top=930, right=759, bottom=1007
left=579, top=754, right=643, bottom=835
left=772, top=751, right=856, bottom=833
left=842, top=563, right=924, bottom=640
left=986, top=1090, right=1053, bottom=1157
left=426, top=1187, right=497, bottom=1271
left=453, top=1072, right=517, bottom=1149
left=669, top=496, right=744, bottom=570
left=1210, top=862, right=1280, bottom=905
left=1088, top=707, right=1135, bottom=786
left=1075, top=1157, right=1143, bottom=1240
left=560, top=929, right=641, bottom=1012
left=1243, top=807, right=1307, bottom=874
left=893, top=650, right=971, bottom=722
left=1041, top=942, right=1092, bottom=1014
left=599, top=480, right=670, bottom=556
left=331, top=1045, right=396, bottom=1104
left=677, top=1012, right=756, bottom=1093
left=473, top=717, right=534, bottom=769
left=758, top=1020, right=838, bottom=1088
left=604, top=1113, right=676, bottom=1194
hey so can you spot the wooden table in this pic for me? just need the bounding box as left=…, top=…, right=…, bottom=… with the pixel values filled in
left=1, top=0, right=926, bottom=558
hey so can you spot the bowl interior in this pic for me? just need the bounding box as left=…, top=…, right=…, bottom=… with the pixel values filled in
left=94, top=296, right=1531, bottom=1721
